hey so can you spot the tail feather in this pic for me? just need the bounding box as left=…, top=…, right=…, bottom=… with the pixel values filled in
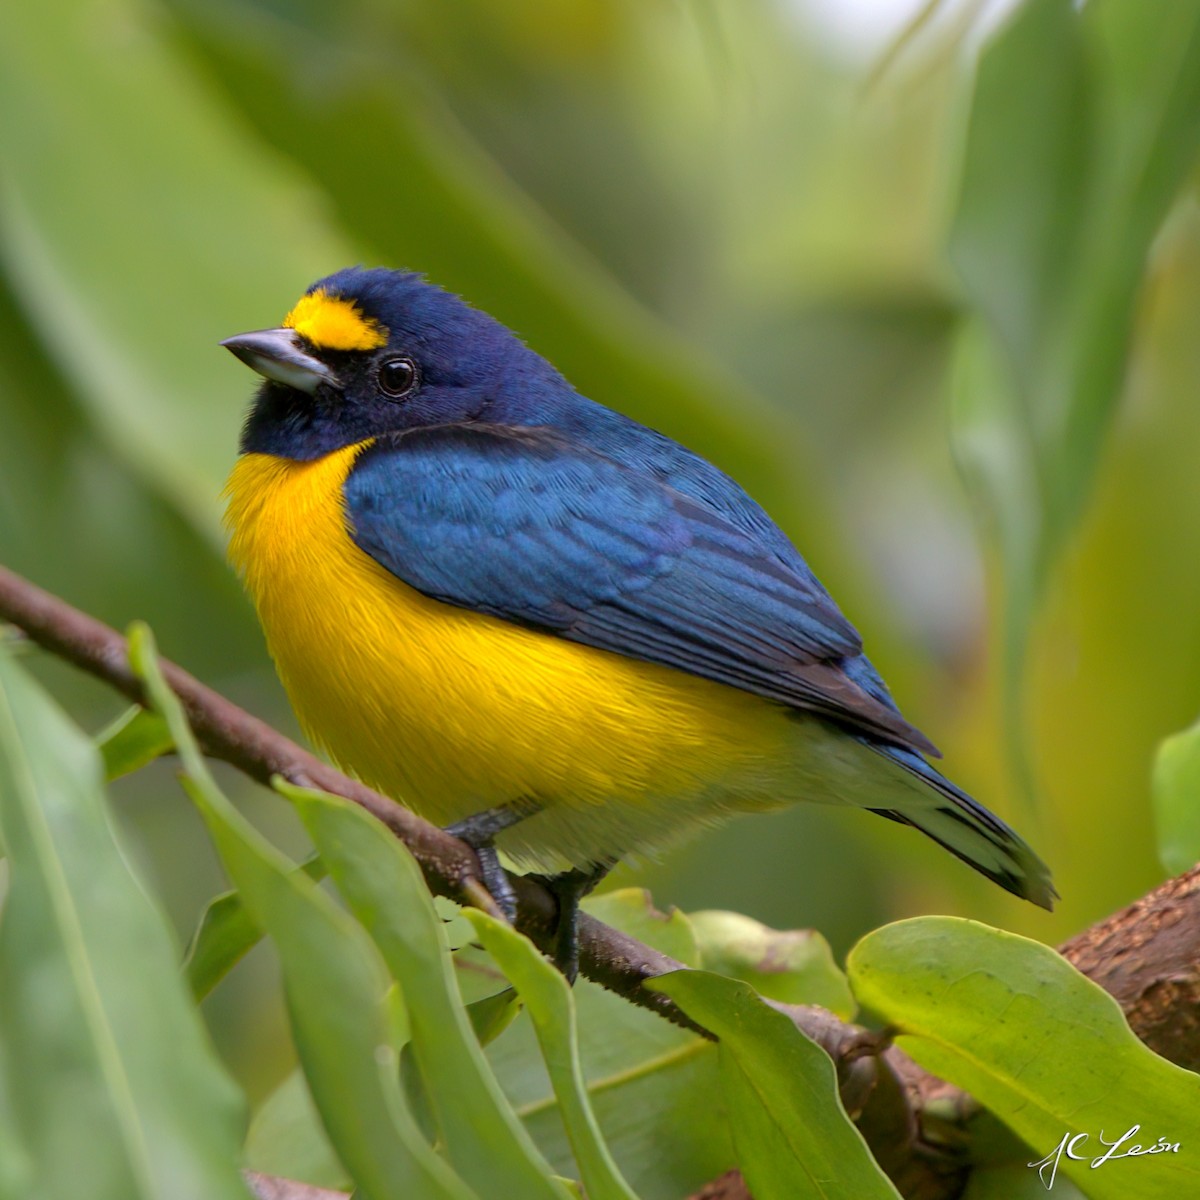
left=867, top=745, right=1057, bottom=910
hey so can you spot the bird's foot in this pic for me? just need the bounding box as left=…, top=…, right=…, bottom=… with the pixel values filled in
left=531, top=861, right=614, bottom=983
left=446, top=800, right=538, bottom=924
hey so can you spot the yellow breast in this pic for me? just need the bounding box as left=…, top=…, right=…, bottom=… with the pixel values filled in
left=223, top=444, right=795, bottom=869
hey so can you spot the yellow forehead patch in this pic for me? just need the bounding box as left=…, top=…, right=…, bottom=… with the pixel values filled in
left=283, top=289, right=387, bottom=351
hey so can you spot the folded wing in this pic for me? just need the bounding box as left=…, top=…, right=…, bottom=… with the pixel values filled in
left=344, top=424, right=937, bottom=756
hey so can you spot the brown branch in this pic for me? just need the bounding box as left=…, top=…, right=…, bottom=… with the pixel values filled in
left=1060, top=863, right=1200, bottom=1071
left=4, top=564, right=1199, bottom=1200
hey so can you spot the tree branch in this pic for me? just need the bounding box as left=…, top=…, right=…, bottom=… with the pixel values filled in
left=4, top=564, right=1198, bottom=1200
left=1060, top=862, right=1200, bottom=1071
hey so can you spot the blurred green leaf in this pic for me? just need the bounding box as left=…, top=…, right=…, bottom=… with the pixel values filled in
left=0, top=1059, right=31, bottom=1199
left=0, top=269, right=259, bottom=685
left=96, top=705, right=173, bottom=780
left=586, top=889, right=698, bottom=962
left=950, top=0, right=1091, bottom=386
left=244, top=1067, right=350, bottom=1192
left=467, top=911, right=639, bottom=1200
left=389, top=0, right=708, bottom=313
left=651, top=970, right=900, bottom=1200
left=129, top=623, right=478, bottom=1200
left=689, top=909, right=856, bottom=1018
left=963, top=1162, right=1087, bottom=1200
left=1059, top=0, right=1200, bottom=529
left=281, top=781, right=571, bottom=1200
left=1152, top=719, right=1200, bottom=876
left=848, top=916, right=1200, bottom=1199
left=0, top=645, right=249, bottom=1200
left=484, top=889, right=733, bottom=1200
left=951, top=0, right=1200, bottom=712
left=948, top=0, right=1095, bottom=770
left=0, top=0, right=351, bottom=529
left=184, top=855, right=327, bottom=1002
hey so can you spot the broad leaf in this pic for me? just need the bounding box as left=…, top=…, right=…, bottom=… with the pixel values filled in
left=689, top=909, right=856, bottom=1018
left=963, top=1162, right=1087, bottom=1199
left=244, top=1068, right=349, bottom=1192
left=0, top=646, right=249, bottom=1200
left=848, top=916, right=1200, bottom=1200
left=950, top=0, right=1200, bottom=725
left=484, top=889, right=733, bottom=1200
left=652, top=970, right=900, bottom=1200
left=466, top=912, right=639, bottom=1200
left=1151, top=719, right=1200, bottom=875
left=466, top=988, right=523, bottom=1048
left=95, top=706, right=173, bottom=780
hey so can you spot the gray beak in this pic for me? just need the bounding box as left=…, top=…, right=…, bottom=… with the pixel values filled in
left=220, top=327, right=339, bottom=394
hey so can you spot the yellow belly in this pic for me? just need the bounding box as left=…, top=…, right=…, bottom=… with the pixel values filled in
left=224, top=444, right=805, bottom=870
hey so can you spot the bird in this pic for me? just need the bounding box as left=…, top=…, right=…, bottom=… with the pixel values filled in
left=221, top=266, right=1055, bottom=978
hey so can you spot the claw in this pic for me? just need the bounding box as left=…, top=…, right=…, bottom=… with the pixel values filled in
left=533, top=862, right=614, bottom=983
left=446, top=802, right=534, bottom=925
left=475, top=843, right=518, bottom=924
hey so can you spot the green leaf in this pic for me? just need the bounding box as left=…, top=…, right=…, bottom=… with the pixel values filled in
left=279, top=780, right=571, bottom=1200
left=484, top=888, right=732, bottom=1199
left=466, top=911, right=640, bottom=1200
left=183, top=855, right=328, bottom=1001
left=651, top=971, right=900, bottom=1200
left=0, top=645, right=249, bottom=1200
left=949, top=0, right=1200, bottom=776
left=587, top=889, right=698, bottom=962
left=128, top=623, right=477, bottom=1200
left=1054, top=0, right=1200, bottom=538
left=947, top=0, right=1097, bottom=759
left=848, top=916, right=1200, bottom=1200
left=689, top=909, right=856, bottom=1018
left=950, top=0, right=1092, bottom=388
left=244, top=1067, right=350, bottom=1192
left=1152, top=718, right=1200, bottom=875
left=466, top=988, right=522, bottom=1048
left=95, top=706, right=173, bottom=780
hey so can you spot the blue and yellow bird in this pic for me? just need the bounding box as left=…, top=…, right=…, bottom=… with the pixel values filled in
left=222, top=267, right=1054, bottom=974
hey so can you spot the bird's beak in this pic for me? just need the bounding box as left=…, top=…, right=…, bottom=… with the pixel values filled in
left=220, top=327, right=339, bottom=394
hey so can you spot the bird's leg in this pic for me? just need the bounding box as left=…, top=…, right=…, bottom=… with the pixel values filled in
left=534, top=860, right=616, bottom=983
left=445, top=800, right=539, bottom=924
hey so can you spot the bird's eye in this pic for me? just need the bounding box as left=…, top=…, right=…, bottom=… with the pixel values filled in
left=377, top=356, right=418, bottom=398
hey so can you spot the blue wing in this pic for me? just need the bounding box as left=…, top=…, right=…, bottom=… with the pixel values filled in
left=344, top=424, right=937, bottom=755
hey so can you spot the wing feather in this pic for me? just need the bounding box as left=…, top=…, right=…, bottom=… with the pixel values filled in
left=345, top=424, right=937, bottom=755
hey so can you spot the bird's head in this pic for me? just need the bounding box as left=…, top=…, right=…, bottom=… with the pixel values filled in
left=224, top=267, right=551, bottom=459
